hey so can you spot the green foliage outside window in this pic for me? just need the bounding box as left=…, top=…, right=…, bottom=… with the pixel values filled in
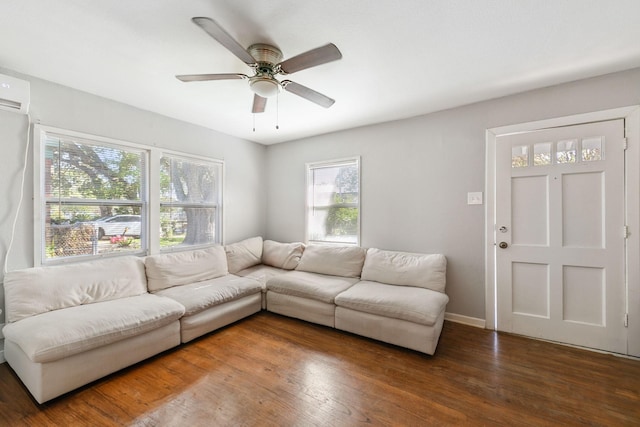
left=325, top=166, right=359, bottom=237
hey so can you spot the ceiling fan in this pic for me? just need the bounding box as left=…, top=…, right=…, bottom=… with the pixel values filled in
left=176, top=17, right=343, bottom=113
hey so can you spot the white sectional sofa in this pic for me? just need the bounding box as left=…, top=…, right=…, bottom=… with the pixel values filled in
left=1, top=236, right=448, bottom=403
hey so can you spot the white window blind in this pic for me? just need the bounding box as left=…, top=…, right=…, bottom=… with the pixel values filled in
left=160, top=154, right=223, bottom=250
left=40, top=131, right=147, bottom=262
left=35, top=125, right=225, bottom=265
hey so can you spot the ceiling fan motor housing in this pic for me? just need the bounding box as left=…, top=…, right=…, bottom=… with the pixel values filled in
left=248, top=43, right=283, bottom=68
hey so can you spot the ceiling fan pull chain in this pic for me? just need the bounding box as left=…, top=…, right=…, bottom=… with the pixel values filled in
left=253, top=113, right=256, bottom=132
left=276, top=93, right=280, bottom=130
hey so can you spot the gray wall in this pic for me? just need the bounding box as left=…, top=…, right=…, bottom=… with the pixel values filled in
left=0, top=68, right=267, bottom=329
left=265, top=67, right=640, bottom=320
left=2, top=66, right=639, bottom=326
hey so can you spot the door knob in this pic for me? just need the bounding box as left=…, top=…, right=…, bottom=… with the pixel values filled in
left=498, top=242, right=508, bottom=249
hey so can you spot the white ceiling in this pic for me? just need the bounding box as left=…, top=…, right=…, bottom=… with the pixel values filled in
left=2, top=1, right=640, bottom=145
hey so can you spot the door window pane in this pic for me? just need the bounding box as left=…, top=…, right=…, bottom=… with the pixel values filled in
left=512, top=145, right=528, bottom=168
left=582, top=137, right=603, bottom=162
left=556, top=140, right=577, bottom=164
left=533, top=142, right=552, bottom=166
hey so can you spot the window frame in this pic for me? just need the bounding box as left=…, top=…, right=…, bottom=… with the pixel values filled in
left=305, top=157, right=361, bottom=246
left=34, top=125, right=224, bottom=266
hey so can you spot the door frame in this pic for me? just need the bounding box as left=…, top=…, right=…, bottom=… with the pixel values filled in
left=485, top=106, right=640, bottom=356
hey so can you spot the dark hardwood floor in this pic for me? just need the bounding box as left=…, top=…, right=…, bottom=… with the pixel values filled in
left=1, top=311, right=638, bottom=426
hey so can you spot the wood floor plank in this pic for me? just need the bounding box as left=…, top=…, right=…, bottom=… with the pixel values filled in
left=0, top=312, right=638, bottom=426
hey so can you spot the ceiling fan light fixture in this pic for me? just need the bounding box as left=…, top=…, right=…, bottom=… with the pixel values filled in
left=249, top=77, right=281, bottom=98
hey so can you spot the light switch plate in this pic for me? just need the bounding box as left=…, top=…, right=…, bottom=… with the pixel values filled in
left=467, top=192, right=483, bottom=205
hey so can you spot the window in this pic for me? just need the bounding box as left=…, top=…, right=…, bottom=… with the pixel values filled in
left=35, top=126, right=224, bottom=265
left=306, top=157, right=360, bottom=245
left=38, top=130, right=147, bottom=262
left=160, top=154, right=223, bottom=250
left=512, top=137, right=605, bottom=169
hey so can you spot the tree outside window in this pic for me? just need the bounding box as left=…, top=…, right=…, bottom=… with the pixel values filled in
left=43, top=135, right=145, bottom=260
left=160, top=155, right=222, bottom=250
left=36, top=126, right=224, bottom=265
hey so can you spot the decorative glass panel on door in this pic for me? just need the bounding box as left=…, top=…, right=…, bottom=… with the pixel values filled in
left=556, top=139, right=577, bottom=164
left=581, top=137, right=603, bottom=162
left=533, top=142, right=552, bottom=166
left=511, top=145, right=528, bottom=168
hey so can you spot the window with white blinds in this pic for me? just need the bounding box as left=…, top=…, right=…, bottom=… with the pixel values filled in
left=35, top=125, right=224, bottom=265
left=40, top=131, right=147, bottom=262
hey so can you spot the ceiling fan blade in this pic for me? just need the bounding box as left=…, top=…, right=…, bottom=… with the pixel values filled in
left=192, top=17, right=256, bottom=65
left=278, top=43, right=342, bottom=74
left=176, top=73, right=247, bottom=82
left=252, top=94, right=267, bottom=113
left=282, top=80, right=335, bottom=108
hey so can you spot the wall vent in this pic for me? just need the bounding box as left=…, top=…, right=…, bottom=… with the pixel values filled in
left=0, top=73, right=30, bottom=114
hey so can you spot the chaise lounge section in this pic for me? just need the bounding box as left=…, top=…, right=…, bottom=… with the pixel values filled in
left=2, top=256, right=185, bottom=404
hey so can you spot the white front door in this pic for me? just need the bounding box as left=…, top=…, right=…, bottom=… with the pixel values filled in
left=495, top=119, right=627, bottom=354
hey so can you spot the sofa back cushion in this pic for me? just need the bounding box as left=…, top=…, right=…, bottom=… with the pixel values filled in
left=262, top=240, right=305, bottom=270
left=4, top=256, right=147, bottom=323
left=295, top=244, right=366, bottom=278
left=361, top=248, right=447, bottom=292
left=145, top=246, right=228, bottom=292
left=225, top=236, right=263, bottom=274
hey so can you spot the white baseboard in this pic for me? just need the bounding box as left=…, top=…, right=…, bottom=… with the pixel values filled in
left=444, top=312, right=486, bottom=329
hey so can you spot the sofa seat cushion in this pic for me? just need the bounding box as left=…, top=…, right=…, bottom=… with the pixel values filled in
left=267, top=271, right=359, bottom=304
left=234, top=265, right=288, bottom=290
left=2, top=294, right=185, bottom=363
left=4, top=256, right=148, bottom=323
left=145, top=246, right=229, bottom=292
left=225, top=237, right=263, bottom=274
left=153, top=275, right=262, bottom=316
left=334, top=281, right=449, bottom=326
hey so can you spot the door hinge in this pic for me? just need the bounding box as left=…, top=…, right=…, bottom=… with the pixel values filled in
left=624, top=225, right=630, bottom=239
left=623, top=138, right=628, bottom=150
left=624, top=313, right=629, bottom=328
